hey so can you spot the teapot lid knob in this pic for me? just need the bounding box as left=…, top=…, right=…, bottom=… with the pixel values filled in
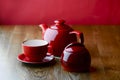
left=54, top=20, right=65, bottom=25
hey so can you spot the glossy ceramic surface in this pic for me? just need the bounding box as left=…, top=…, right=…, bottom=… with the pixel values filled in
left=17, top=53, right=54, bottom=64
left=22, top=39, right=49, bottom=61
left=39, top=20, right=84, bottom=57
left=61, top=42, right=91, bottom=72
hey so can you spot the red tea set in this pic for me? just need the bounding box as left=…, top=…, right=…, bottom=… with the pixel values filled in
left=17, top=20, right=91, bottom=72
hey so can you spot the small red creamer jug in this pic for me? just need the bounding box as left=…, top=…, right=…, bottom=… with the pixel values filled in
left=61, top=42, right=91, bottom=72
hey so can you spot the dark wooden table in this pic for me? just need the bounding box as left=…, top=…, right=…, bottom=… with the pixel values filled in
left=0, top=25, right=120, bottom=80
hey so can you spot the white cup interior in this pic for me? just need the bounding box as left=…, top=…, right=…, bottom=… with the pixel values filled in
left=23, top=40, right=48, bottom=47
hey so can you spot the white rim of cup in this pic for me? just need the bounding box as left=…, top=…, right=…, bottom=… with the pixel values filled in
left=22, top=39, right=48, bottom=47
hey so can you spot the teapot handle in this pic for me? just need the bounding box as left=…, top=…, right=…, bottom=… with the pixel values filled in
left=70, top=31, right=84, bottom=45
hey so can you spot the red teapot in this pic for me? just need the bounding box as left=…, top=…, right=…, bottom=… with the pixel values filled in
left=39, top=20, right=84, bottom=57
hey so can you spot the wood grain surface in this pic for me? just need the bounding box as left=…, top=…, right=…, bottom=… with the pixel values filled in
left=0, top=25, right=120, bottom=80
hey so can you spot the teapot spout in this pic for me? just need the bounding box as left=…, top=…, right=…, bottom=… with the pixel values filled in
left=39, top=24, right=48, bottom=35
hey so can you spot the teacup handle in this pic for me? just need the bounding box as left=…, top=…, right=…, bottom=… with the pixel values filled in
left=48, top=45, right=53, bottom=55
left=70, top=31, right=84, bottom=45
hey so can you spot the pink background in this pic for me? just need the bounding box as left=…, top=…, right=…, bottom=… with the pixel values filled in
left=0, top=0, right=120, bottom=25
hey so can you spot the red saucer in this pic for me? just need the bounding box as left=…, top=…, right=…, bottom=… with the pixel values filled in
left=17, top=53, right=54, bottom=64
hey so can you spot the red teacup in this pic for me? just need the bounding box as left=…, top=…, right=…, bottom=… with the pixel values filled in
left=22, top=39, right=49, bottom=62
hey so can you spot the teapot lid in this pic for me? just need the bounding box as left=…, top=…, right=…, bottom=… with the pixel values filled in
left=50, top=20, right=73, bottom=30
